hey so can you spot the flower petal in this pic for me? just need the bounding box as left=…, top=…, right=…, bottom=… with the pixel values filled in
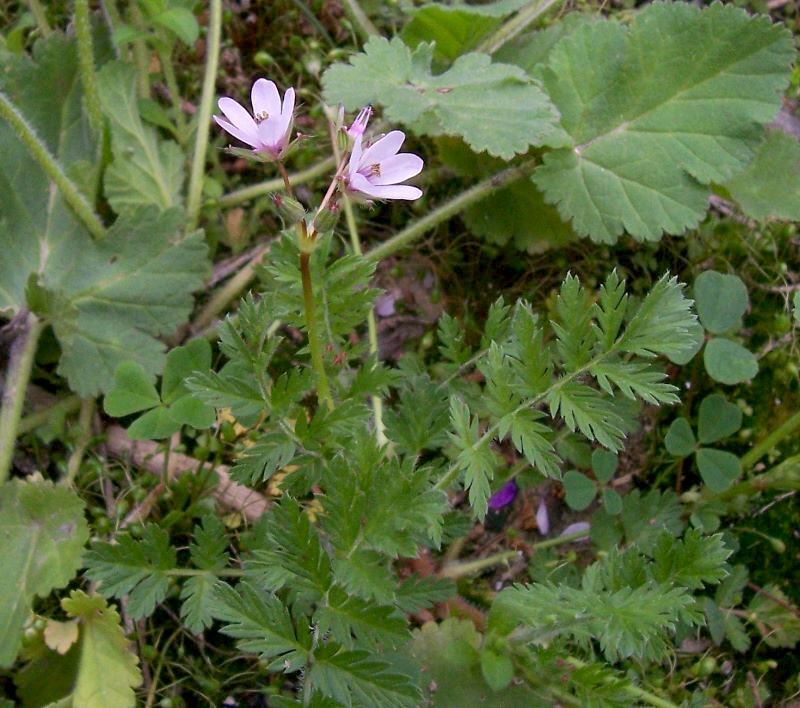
left=371, top=153, right=424, bottom=185
left=348, top=134, right=364, bottom=176
left=349, top=173, right=422, bottom=200
left=251, top=79, right=281, bottom=119
left=213, top=115, right=261, bottom=149
left=218, top=97, right=259, bottom=142
left=360, top=131, right=406, bottom=167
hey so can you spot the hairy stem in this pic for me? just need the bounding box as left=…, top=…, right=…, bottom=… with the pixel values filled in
left=217, top=156, right=337, bottom=208
left=157, top=45, right=187, bottom=138
left=0, top=314, right=45, bottom=484
left=128, top=2, right=151, bottom=99
left=740, top=409, right=800, bottom=472
left=18, top=394, right=82, bottom=435
left=0, top=91, right=106, bottom=240
left=64, top=398, right=96, bottom=486
left=366, top=160, right=538, bottom=263
left=300, top=253, right=334, bottom=411
left=186, top=0, right=222, bottom=231
left=74, top=0, right=103, bottom=138
left=564, top=658, right=678, bottom=708
left=341, top=0, right=379, bottom=40
left=26, top=0, right=52, bottom=36
left=477, top=0, right=565, bottom=55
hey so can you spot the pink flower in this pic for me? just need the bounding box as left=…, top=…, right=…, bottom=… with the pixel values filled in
left=347, top=106, right=372, bottom=139
left=345, top=131, right=423, bottom=201
left=214, top=78, right=295, bottom=159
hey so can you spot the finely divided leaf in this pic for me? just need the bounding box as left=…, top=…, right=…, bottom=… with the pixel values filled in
left=83, top=526, right=176, bottom=619
left=533, top=3, right=795, bottom=242
left=448, top=397, right=496, bottom=519
left=322, top=36, right=566, bottom=159
left=309, top=645, right=421, bottom=708
left=211, top=581, right=309, bottom=671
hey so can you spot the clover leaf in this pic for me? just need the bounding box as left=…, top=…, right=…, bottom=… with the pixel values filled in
left=104, top=339, right=216, bottom=440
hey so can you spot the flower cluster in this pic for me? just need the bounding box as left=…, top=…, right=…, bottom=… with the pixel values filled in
left=214, top=78, right=423, bottom=202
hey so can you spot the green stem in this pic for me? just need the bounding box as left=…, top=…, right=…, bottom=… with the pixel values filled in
left=166, top=568, right=244, bottom=577
left=128, top=2, right=151, bottom=99
left=64, top=398, right=96, bottom=486
left=441, top=550, right=520, bottom=578
left=26, top=0, right=52, bottom=36
left=341, top=0, right=379, bottom=40
left=564, top=658, right=678, bottom=708
left=186, top=0, right=222, bottom=232
left=440, top=530, right=589, bottom=579
left=217, top=156, right=338, bottom=208
left=0, top=91, right=105, bottom=240
left=366, top=160, right=538, bottom=263
left=300, top=252, right=334, bottom=411
left=0, top=314, right=45, bottom=484
left=718, top=455, right=800, bottom=500
left=192, top=244, right=270, bottom=334
left=476, top=0, right=565, bottom=55
left=344, top=195, right=388, bottom=446
left=740, top=409, right=800, bottom=472
left=18, top=394, right=82, bottom=436
left=157, top=45, right=187, bottom=138
left=74, top=0, right=103, bottom=138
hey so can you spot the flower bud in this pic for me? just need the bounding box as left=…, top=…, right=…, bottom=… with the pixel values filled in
left=271, top=194, right=306, bottom=225
left=347, top=106, right=372, bottom=139
left=312, top=203, right=340, bottom=234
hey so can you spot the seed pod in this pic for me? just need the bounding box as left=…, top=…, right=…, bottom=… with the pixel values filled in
left=272, top=194, right=306, bottom=225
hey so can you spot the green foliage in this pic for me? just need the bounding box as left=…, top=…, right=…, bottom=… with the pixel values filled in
left=533, top=3, right=794, bottom=242
left=104, top=339, right=215, bottom=439
left=98, top=62, right=184, bottom=214
left=0, top=33, right=208, bottom=395
left=61, top=591, right=142, bottom=708
left=490, top=530, right=730, bottom=662
left=0, top=480, right=89, bottom=667
left=666, top=394, right=744, bottom=492
left=322, top=36, right=566, bottom=159
left=446, top=271, right=695, bottom=518
left=694, top=271, right=749, bottom=335
left=84, top=525, right=176, bottom=619
left=725, top=130, right=800, bottom=221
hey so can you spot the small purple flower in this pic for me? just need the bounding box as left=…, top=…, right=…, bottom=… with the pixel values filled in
left=488, top=480, right=518, bottom=510
left=345, top=131, right=423, bottom=201
left=347, top=106, right=373, bottom=139
left=214, top=78, right=295, bottom=159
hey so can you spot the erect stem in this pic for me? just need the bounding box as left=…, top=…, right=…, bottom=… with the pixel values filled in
left=74, top=0, right=103, bottom=139
left=300, top=252, right=334, bottom=411
left=0, top=91, right=106, bottom=240
left=276, top=161, right=295, bottom=196
left=366, top=159, right=538, bottom=263
left=128, top=2, right=151, bottom=100
left=26, top=0, right=52, bottom=36
left=217, top=156, right=337, bottom=208
left=564, top=658, right=678, bottom=708
left=64, top=398, right=96, bottom=486
left=326, top=115, right=387, bottom=445
left=740, top=409, right=800, bottom=472
left=476, top=0, right=566, bottom=55
left=341, top=0, right=379, bottom=40
left=186, top=0, right=222, bottom=232
left=157, top=44, right=187, bottom=138
left=0, top=313, right=45, bottom=484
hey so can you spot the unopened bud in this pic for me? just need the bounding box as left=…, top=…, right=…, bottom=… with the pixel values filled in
left=312, top=203, right=340, bottom=234
left=271, top=194, right=306, bottom=225
left=347, top=106, right=372, bottom=139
